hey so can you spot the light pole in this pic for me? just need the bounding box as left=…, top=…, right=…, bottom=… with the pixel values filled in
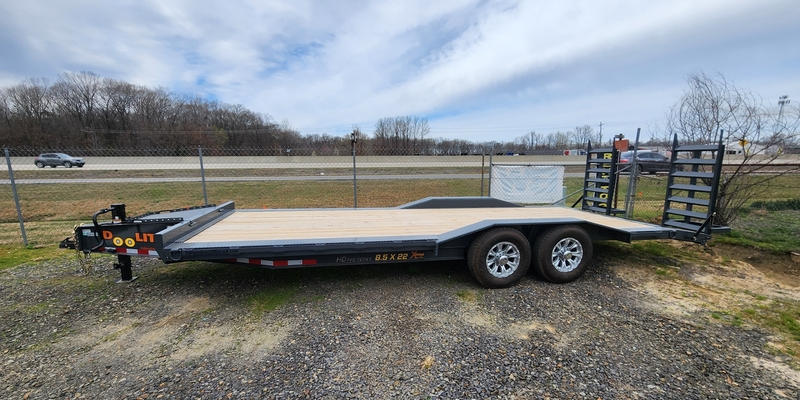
left=778, top=95, right=790, bottom=121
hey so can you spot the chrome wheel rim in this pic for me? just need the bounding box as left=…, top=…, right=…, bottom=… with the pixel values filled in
left=551, top=238, right=583, bottom=272
left=486, top=241, right=520, bottom=278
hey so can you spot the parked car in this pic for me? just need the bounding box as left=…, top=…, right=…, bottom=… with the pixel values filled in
left=619, top=150, right=669, bottom=174
left=34, top=153, right=85, bottom=168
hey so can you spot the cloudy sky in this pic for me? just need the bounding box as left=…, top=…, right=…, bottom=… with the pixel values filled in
left=1, top=0, right=798, bottom=141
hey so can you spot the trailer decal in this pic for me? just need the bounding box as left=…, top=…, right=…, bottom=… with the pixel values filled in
left=227, top=258, right=317, bottom=267
left=375, top=252, right=415, bottom=262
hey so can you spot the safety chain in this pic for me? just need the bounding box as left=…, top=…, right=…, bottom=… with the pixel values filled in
left=73, top=225, right=93, bottom=275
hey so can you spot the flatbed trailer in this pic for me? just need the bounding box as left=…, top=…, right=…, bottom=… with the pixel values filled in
left=62, top=136, right=729, bottom=288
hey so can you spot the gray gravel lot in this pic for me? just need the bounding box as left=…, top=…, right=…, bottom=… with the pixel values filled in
left=1, top=249, right=798, bottom=399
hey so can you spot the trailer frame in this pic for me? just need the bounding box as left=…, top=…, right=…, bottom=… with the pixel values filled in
left=60, top=135, right=729, bottom=288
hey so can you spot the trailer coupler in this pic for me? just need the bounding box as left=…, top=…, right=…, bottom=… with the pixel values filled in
left=59, top=237, right=76, bottom=249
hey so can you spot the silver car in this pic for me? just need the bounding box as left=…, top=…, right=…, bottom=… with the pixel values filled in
left=34, top=153, right=86, bottom=168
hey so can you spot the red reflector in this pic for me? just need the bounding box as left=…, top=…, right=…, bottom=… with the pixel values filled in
left=303, top=259, right=317, bottom=265
left=273, top=260, right=289, bottom=267
left=248, top=259, right=261, bottom=265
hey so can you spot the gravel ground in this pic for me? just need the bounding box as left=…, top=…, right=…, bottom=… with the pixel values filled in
left=1, top=247, right=798, bottom=399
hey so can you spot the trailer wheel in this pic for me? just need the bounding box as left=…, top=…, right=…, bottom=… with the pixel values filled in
left=534, top=225, right=592, bottom=283
left=467, top=228, right=531, bottom=288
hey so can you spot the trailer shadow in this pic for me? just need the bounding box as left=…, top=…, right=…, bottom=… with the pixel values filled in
left=139, top=258, right=476, bottom=288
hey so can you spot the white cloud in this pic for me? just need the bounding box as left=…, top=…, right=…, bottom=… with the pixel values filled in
left=0, top=0, right=798, bottom=140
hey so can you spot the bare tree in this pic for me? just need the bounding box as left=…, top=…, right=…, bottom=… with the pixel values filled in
left=0, top=88, right=10, bottom=130
left=667, top=72, right=799, bottom=224
left=51, top=71, right=101, bottom=128
left=372, top=115, right=430, bottom=155
left=573, top=125, right=596, bottom=147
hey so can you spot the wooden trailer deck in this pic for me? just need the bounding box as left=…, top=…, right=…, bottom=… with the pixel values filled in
left=184, top=207, right=664, bottom=244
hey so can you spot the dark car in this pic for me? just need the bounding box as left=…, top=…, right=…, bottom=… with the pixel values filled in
left=34, top=153, right=85, bottom=168
left=619, top=150, right=669, bottom=174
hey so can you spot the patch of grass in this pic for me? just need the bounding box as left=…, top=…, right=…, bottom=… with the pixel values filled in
left=24, top=302, right=51, bottom=314
left=632, top=241, right=672, bottom=258
left=248, top=286, right=298, bottom=314
left=455, top=289, right=480, bottom=303
left=750, top=198, right=800, bottom=211
left=735, top=299, right=800, bottom=364
left=716, top=209, right=800, bottom=253
left=598, top=241, right=691, bottom=266
left=0, top=245, right=67, bottom=271
left=0, top=220, right=79, bottom=247
left=709, top=310, right=743, bottom=327
left=44, top=274, right=109, bottom=292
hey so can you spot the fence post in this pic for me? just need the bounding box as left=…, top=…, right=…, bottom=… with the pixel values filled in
left=198, top=146, right=208, bottom=205
left=487, top=153, right=493, bottom=197
left=480, top=154, right=485, bottom=196
left=351, top=131, right=358, bottom=208
left=4, top=148, right=28, bottom=246
left=624, top=128, right=641, bottom=219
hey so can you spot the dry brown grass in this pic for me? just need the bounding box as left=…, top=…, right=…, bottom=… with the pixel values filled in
left=0, top=179, right=482, bottom=245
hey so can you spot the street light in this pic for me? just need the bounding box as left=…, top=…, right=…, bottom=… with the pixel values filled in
left=778, top=95, right=790, bottom=120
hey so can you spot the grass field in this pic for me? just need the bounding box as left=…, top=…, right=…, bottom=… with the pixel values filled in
left=1, top=174, right=799, bottom=252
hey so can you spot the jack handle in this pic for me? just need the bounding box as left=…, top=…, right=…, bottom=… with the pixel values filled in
left=89, top=208, right=113, bottom=253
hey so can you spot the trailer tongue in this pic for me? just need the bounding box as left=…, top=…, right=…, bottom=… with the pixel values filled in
left=61, top=136, right=728, bottom=288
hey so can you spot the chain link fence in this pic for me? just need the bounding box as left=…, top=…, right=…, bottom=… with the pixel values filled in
left=3, top=145, right=798, bottom=247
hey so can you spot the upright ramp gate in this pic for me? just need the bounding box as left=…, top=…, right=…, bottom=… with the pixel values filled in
left=661, top=133, right=726, bottom=242
left=581, top=141, right=625, bottom=215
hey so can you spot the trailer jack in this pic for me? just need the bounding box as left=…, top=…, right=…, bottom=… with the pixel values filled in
left=114, top=254, right=137, bottom=283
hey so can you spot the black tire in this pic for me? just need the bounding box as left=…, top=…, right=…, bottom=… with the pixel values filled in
left=636, top=164, right=644, bottom=175
left=63, top=161, right=72, bottom=168
left=467, top=228, right=531, bottom=288
left=35, top=161, right=44, bottom=168
left=533, top=225, right=593, bottom=283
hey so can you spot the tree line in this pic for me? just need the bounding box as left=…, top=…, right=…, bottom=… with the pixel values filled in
left=0, top=72, right=300, bottom=154
left=1, top=71, right=622, bottom=156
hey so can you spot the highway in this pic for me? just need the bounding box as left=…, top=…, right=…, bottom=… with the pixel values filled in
left=1, top=173, right=587, bottom=184
left=2, top=155, right=587, bottom=171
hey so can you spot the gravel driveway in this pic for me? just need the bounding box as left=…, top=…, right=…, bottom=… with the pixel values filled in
left=1, top=246, right=798, bottom=399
